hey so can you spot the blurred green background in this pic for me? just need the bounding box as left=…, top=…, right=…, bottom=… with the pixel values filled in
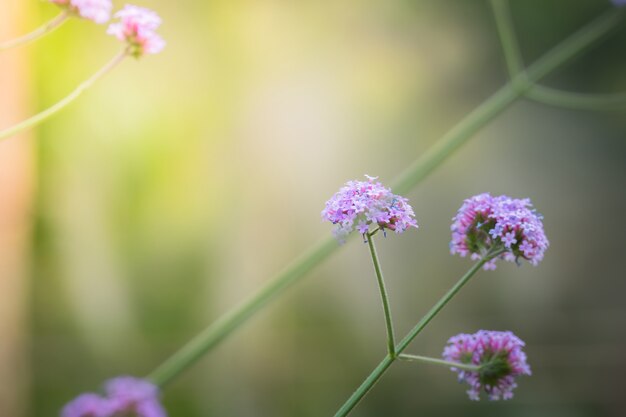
left=2, top=0, right=626, bottom=416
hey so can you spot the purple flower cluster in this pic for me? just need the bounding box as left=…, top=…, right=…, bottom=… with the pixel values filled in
left=442, top=330, right=531, bottom=401
left=612, top=0, right=626, bottom=7
left=450, top=193, right=548, bottom=269
left=322, top=175, right=418, bottom=242
left=47, top=1, right=165, bottom=57
left=107, top=5, right=166, bottom=57
left=50, top=0, right=113, bottom=24
left=61, top=376, right=166, bottom=417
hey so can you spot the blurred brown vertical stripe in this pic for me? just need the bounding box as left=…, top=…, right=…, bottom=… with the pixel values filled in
left=0, top=1, right=35, bottom=417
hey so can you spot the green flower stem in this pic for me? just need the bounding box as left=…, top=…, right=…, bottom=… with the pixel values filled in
left=366, top=233, right=396, bottom=357
left=0, top=12, right=69, bottom=51
left=333, top=252, right=495, bottom=417
left=491, top=0, right=626, bottom=111
left=525, top=85, right=626, bottom=110
left=147, top=236, right=339, bottom=386
left=145, top=8, right=623, bottom=389
left=0, top=48, right=128, bottom=142
left=398, top=354, right=481, bottom=372
left=490, top=0, right=524, bottom=79
left=393, top=8, right=622, bottom=196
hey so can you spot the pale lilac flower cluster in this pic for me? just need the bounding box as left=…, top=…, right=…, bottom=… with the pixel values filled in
left=612, top=0, right=626, bottom=6
left=107, top=5, right=166, bottom=57
left=442, top=330, right=531, bottom=401
left=322, top=175, right=418, bottom=242
left=450, top=193, right=548, bottom=270
left=61, top=376, right=166, bottom=417
left=50, top=0, right=112, bottom=24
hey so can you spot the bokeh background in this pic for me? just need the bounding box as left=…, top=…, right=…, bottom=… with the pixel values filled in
left=1, top=0, right=625, bottom=416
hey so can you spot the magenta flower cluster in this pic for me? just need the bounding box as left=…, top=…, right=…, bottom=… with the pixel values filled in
left=48, top=1, right=165, bottom=57
left=62, top=376, right=166, bottom=417
left=442, top=330, right=531, bottom=401
left=50, top=0, right=113, bottom=24
left=450, top=193, right=548, bottom=270
left=108, top=5, right=166, bottom=57
left=322, top=175, right=418, bottom=242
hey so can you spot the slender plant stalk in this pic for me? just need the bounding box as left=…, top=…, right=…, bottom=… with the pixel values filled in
left=0, top=12, right=69, bottom=51
left=147, top=236, right=339, bottom=386
left=490, top=0, right=524, bottom=79
left=0, top=49, right=128, bottom=142
left=334, top=252, right=495, bottom=417
left=491, top=0, right=626, bottom=111
left=398, top=354, right=480, bottom=372
left=525, top=84, right=626, bottom=110
left=146, top=8, right=623, bottom=389
left=366, top=234, right=396, bottom=357
left=333, top=10, right=624, bottom=416
left=393, top=8, right=622, bottom=195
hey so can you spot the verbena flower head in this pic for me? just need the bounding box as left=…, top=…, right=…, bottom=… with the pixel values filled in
left=321, top=175, right=418, bottom=242
left=611, top=0, right=626, bottom=7
left=50, top=0, right=112, bottom=24
left=107, top=5, right=165, bottom=57
left=443, top=330, right=531, bottom=401
left=61, top=376, right=166, bottom=417
left=105, top=376, right=166, bottom=417
left=61, top=393, right=113, bottom=417
left=450, top=193, right=548, bottom=269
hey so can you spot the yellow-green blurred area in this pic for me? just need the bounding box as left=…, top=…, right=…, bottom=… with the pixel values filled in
left=1, top=0, right=626, bottom=416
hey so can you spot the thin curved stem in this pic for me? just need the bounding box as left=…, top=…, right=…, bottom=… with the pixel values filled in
left=525, top=85, right=626, bottom=110
left=491, top=1, right=626, bottom=112
left=0, top=12, right=69, bottom=51
left=398, top=354, right=481, bottom=372
left=366, top=233, right=396, bottom=357
left=393, top=8, right=623, bottom=195
left=490, top=0, right=525, bottom=79
left=522, top=8, right=624, bottom=83
left=333, top=13, right=624, bottom=417
left=145, top=7, right=623, bottom=391
left=333, top=253, right=494, bottom=417
left=0, top=49, right=128, bottom=142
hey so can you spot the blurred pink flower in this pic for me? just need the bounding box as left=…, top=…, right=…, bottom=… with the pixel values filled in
left=61, top=393, right=113, bottom=417
left=50, top=0, right=112, bottom=24
left=107, top=5, right=165, bottom=57
left=61, top=376, right=166, bottom=417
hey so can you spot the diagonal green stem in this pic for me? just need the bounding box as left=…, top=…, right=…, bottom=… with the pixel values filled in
left=145, top=8, right=623, bottom=390
left=332, top=13, right=624, bottom=415
left=490, top=0, right=626, bottom=112
left=366, top=234, right=396, bottom=357
left=147, top=236, right=339, bottom=386
left=393, top=8, right=622, bottom=195
left=0, top=49, right=128, bottom=142
left=333, top=252, right=495, bottom=417
left=0, top=12, right=69, bottom=51
left=398, top=354, right=481, bottom=372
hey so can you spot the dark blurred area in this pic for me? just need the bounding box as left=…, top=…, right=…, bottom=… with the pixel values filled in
left=1, top=0, right=625, bottom=416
